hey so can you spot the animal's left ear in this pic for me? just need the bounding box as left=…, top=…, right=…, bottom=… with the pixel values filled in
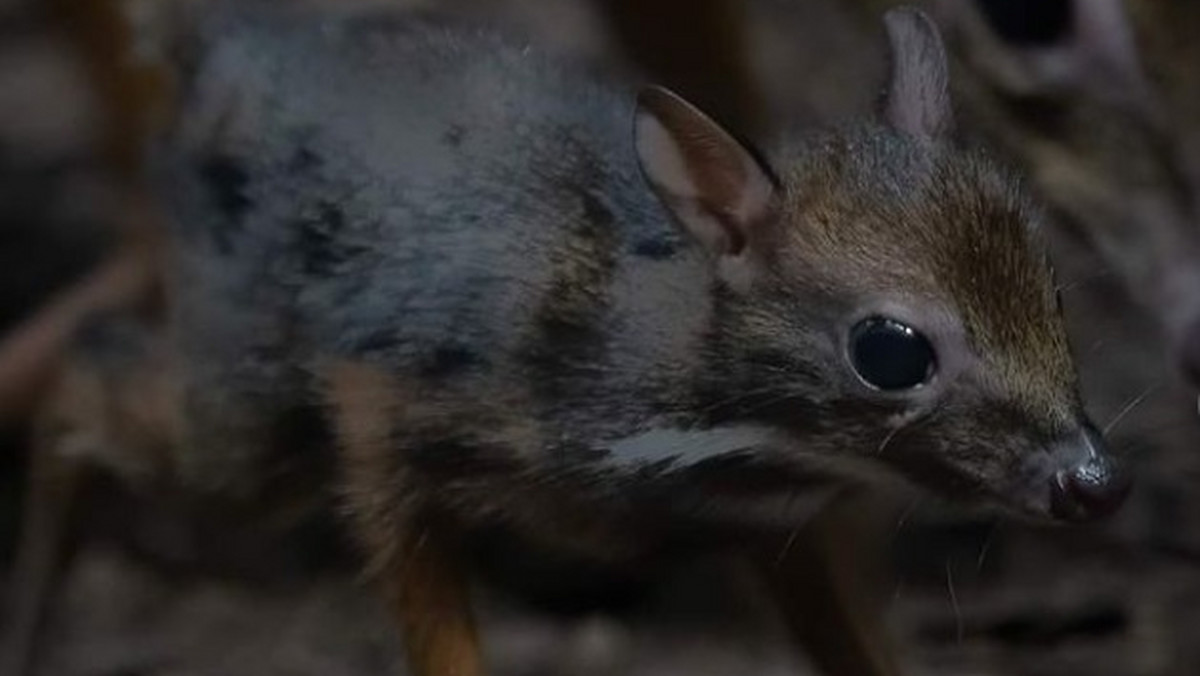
left=635, top=85, right=777, bottom=259
left=881, top=7, right=954, bottom=142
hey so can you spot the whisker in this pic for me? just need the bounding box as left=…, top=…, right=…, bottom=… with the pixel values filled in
left=1103, top=382, right=1163, bottom=436
left=699, top=382, right=798, bottom=415
left=946, top=560, right=963, bottom=645
left=1112, top=417, right=1200, bottom=437
left=1084, top=338, right=1109, bottom=357
left=1056, top=269, right=1113, bottom=294
left=753, top=363, right=807, bottom=376
left=773, top=526, right=802, bottom=567
left=976, top=521, right=999, bottom=573
left=876, top=424, right=904, bottom=456
left=879, top=405, right=945, bottom=456
left=893, top=497, right=921, bottom=537
left=729, top=389, right=807, bottom=418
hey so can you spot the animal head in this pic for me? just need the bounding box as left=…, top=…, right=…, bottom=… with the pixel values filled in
left=923, top=0, right=1200, bottom=387
left=634, top=8, right=1128, bottom=522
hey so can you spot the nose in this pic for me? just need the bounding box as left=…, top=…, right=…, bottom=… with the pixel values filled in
left=1048, top=424, right=1131, bottom=522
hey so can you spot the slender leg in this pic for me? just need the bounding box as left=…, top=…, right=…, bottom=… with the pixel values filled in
left=381, top=526, right=482, bottom=676
left=0, top=434, right=88, bottom=676
left=2, top=309, right=174, bottom=676
left=750, top=495, right=902, bottom=676
left=325, top=361, right=483, bottom=676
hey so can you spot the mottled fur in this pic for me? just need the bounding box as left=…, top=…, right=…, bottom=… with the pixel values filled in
left=157, top=4, right=1101, bottom=542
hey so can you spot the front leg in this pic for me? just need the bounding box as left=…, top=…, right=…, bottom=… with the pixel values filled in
left=325, top=360, right=483, bottom=676
left=749, top=494, right=902, bottom=676
left=383, top=523, right=482, bottom=676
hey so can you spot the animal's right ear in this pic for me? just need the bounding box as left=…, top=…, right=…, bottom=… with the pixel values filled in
left=635, top=85, right=777, bottom=259
left=882, top=7, right=954, bottom=142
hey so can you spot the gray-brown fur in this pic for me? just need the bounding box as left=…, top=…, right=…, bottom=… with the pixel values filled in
left=152, top=2, right=1116, bottom=545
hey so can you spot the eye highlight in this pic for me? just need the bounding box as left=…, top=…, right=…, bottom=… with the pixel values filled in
left=849, top=317, right=937, bottom=391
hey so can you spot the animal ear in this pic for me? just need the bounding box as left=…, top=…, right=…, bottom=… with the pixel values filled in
left=635, top=85, right=777, bottom=258
left=942, top=0, right=1150, bottom=110
left=881, top=7, right=954, bottom=141
left=1051, top=0, right=1144, bottom=87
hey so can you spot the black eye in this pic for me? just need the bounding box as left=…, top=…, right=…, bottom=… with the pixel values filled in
left=849, top=317, right=937, bottom=391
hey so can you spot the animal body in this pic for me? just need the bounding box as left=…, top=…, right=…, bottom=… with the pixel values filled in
left=3, top=3, right=1130, bottom=676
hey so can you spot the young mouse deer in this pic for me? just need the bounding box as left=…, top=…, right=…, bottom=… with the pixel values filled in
left=3, top=4, right=1130, bottom=676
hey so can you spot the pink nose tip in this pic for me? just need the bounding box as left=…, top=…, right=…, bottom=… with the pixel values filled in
left=1049, top=425, right=1131, bottom=522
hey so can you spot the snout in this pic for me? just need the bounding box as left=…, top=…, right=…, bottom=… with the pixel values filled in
left=1047, top=424, right=1131, bottom=522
